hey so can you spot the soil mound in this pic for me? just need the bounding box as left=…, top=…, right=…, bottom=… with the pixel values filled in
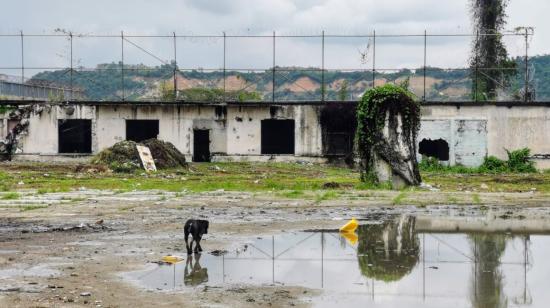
left=141, top=139, right=188, bottom=169
left=92, top=139, right=187, bottom=172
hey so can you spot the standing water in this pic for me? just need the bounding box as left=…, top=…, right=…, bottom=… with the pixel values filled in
left=126, top=215, right=550, bottom=307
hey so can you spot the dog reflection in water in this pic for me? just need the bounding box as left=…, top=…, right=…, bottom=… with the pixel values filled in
left=184, top=253, right=208, bottom=286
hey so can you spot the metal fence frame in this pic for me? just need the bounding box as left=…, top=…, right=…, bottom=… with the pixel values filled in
left=0, top=30, right=535, bottom=102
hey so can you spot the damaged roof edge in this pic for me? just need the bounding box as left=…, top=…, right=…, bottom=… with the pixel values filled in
left=1, top=99, right=550, bottom=108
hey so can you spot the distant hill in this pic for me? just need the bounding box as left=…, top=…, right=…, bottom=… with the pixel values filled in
left=31, top=55, right=550, bottom=101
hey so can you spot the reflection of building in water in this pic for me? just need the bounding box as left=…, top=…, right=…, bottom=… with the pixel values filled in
left=357, top=216, right=419, bottom=282
left=184, top=254, right=208, bottom=286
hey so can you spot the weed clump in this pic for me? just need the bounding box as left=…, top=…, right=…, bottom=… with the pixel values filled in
left=421, top=148, right=537, bottom=174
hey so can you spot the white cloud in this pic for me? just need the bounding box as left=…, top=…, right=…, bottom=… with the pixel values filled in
left=0, top=0, right=547, bottom=76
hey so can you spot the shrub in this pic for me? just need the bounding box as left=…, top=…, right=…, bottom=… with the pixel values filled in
left=505, top=148, right=536, bottom=173
left=418, top=156, right=446, bottom=172
left=422, top=148, right=537, bottom=174
left=479, top=156, right=507, bottom=173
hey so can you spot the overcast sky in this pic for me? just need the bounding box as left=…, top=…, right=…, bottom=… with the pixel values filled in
left=0, top=0, right=548, bottom=76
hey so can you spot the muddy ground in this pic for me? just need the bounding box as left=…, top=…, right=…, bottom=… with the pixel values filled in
left=1, top=189, right=550, bottom=307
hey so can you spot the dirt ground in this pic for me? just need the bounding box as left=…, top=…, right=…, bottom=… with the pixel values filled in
left=1, top=188, right=550, bottom=308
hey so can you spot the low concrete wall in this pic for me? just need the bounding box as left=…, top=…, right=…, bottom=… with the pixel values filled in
left=422, top=104, right=550, bottom=169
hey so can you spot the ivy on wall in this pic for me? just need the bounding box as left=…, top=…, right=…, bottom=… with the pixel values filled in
left=356, top=84, right=421, bottom=184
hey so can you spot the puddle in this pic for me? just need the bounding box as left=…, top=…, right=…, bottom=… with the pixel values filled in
left=126, top=215, right=550, bottom=307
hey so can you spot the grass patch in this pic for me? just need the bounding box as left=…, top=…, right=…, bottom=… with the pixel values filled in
left=278, top=190, right=305, bottom=199
left=315, top=191, right=339, bottom=203
left=20, top=205, right=48, bottom=212
left=392, top=192, right=407, bottom=205
left=446, top=195, right=459, bottom=203
left=2, top=192, right=21, bottom=200
left=119, top=205, right=138, bottom=212
left=0, top=161, right=549, bottom=196
left=472, top=193, right=481, bottom=204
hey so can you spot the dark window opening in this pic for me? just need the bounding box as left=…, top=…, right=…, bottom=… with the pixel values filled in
left=58, top=119, right=92, bottom=154
left=320, top=103, right=357, bottom=156
left=215, top=106, right=227, bottom=118
left=193, top=129, right=211, bottom=162
left=261, top=119, right=295, bottom=155
left=126, top=120, right=159, bottom=142
left=419, top=138, right=450, bottom=161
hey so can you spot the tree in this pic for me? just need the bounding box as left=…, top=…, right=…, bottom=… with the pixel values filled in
left=470, top=0, right=516, bottom=100
left=338, top=80, right=349, bottom=101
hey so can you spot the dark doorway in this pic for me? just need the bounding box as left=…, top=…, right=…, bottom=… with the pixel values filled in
left=320, top=102, right=357, bottom=157
left=419, top=138, right=450, bottom=161
left=193, top=129, right=211, bottom=162
left=58, top=119, right=92, bottom=154
left=126, top=120, right=159, bottom=142
left=261, top=119, right=295, bottom=155
left=325, top=133, right=353, bottom=156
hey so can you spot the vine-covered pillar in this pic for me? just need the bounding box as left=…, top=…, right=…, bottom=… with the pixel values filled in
left=356, top=84, right=421, bottom=189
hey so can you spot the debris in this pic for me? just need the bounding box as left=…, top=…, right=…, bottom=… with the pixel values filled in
left=339, top=218, right=358, bottom=233
left=161, top=255, right=184, bottom=264
left=80, top=292, right=91, bottom=297
left=136, top=145, right=156, bottom=172
left=210, top=250, right=228, bottom=256
left=322, top=182, right=341, bottom=189
left=420, top=182, right=440, bottom=192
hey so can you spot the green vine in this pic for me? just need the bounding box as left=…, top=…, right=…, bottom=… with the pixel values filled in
left=0, top=105, right=16, bottom=114
left=356, top=84, right=421, bottom=184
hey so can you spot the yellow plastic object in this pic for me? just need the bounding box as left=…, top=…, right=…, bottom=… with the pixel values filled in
left=162, top=255, right=183, bottom=264
left=340, top=231, right=358, bottom=245
left=339, top=218, right=358, bottom=233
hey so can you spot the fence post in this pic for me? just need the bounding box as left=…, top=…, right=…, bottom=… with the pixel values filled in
left=272, top=31, right=276, bottom=103
left=121, top=31, right=125, bottom=102
left=223, top=32, right=226, bottom=102
left=423, top=30, right=427, bottom=102
left=372, top=30, right=376, bottom=89
left=173, top=32, right=177, bottom=101
left=474, top=30, right=479, bottom=103
left=524, top=28, right=529, bottom=102
left=20, top=31, right=24, bottom=100
left=70, top=32, right=73, bottom=101
left=321, top=30, right=325, bottom=102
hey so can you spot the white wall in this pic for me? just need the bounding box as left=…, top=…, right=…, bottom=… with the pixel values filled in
left=10, top=103, right=550, bottom=169
left=418, top=118, right=487, bottom=167
left=423, top=104, right=550, bottom=168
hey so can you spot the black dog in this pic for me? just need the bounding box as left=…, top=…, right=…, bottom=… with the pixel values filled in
left=184, top=219, right=209, bottom=254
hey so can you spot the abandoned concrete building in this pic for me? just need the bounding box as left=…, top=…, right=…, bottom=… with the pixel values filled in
left=1, top=101, right=549, bottom=169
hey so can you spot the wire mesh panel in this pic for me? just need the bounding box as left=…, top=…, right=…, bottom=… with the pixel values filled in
left=175, top=36, right=224, bottom=102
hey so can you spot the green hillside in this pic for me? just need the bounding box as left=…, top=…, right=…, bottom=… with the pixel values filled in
left=30, top=55, right=550, bottom=102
